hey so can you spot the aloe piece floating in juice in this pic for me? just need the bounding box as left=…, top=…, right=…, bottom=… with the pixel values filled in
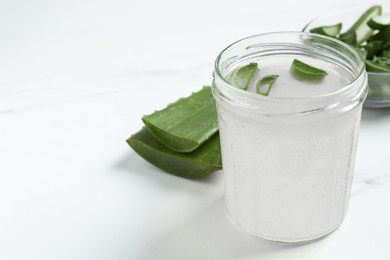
left=127, top=128, right=222, bottom=179
left=142, top=86, right=218, bottom=153
left=339, top=5, right=382, bottom=46
left=256, top=75, right=279, bottom=96
left=291, top=59, right=328, bottom=79
left=232, top=63, right=258, bottom=90
left=226, top=56, right=346, bottom=98
left=309, top=23, right=342, bottom=38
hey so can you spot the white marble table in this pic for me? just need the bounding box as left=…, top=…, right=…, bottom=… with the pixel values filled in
left=1, top=0, right=389, bottom=259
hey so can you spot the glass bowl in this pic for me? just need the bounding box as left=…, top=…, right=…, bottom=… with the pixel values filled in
left=303, top=8, right=390, bottom=108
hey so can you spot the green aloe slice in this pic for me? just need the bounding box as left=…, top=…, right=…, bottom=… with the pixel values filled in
left=339, top=30, right=357, bottom=45
left=256, top=75, right=279, bottom=96
left=365, top=59, right=390, bottom=72
left=339, top=5, right=382, bottom=46
left=291, top=59, right=328, bottom=78
left=142, top=86, right=218, bottom=153
left=127, top=128, right=222, bottom=179
left=310, top=23, right=342, bottom=37
left=365, top=40, right=383, bottom=59
left=232, top=63, right=258, bottom=90
left=368, top=13, right=390, bottom=29
left=372, top=25, right=390, bottom=48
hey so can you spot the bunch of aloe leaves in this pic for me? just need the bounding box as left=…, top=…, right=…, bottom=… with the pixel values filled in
left=309, top=5, right=390, bottom=96
left=127, top=87, right=221, bottom=179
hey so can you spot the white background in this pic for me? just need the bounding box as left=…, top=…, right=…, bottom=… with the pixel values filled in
left=1, top=0, right=390, bottom=259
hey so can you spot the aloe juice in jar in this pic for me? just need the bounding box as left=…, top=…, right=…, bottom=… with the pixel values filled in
left=212, top=33, right=368, bottom=242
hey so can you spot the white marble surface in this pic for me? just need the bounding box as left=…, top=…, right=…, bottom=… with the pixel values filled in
left=1, top=0, right=390, bottom=259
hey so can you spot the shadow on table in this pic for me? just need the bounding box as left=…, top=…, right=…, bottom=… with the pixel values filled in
left=139, top=197, right=322, bottom=260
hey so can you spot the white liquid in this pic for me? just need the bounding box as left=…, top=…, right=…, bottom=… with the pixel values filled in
left=218, top=56, right=362, bottom=242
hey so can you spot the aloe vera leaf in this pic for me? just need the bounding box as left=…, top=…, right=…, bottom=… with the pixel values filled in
left=127, top=128, right=221, bottom=179
left=364, top=40, right=383, bottom=59
left=372, top=25, right=390, bottom=48
left=368, top=13, right=390, bottom=29
left=339, top=30, right=357, bottom=45
left=339, top=5, right=382, bottom=46
left=142, top=86, right=218, bottom=153
left=309, top=23, right=342, bottom=37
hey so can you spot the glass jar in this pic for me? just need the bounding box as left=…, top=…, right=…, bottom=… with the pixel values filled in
left=212, top=32, right=367, bottom=243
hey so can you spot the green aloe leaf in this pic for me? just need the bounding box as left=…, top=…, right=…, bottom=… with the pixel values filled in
left=364, top=40, right=383, bottom=59
left=339, top=5, right=382, bottom=46
left=310, top=23, right=342, bottom=37
left=339, top=30, right=357, bottom=45
left=127, top=128, right=221, bottom=179
left=142, top=86, right=218, bottom=153
left=372, top=25, right=390, bottom=49
left=368, top=13, right=390, bottom=29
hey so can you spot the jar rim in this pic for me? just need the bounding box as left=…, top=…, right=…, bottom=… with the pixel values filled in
left=214, top=32, right=366, bottom=102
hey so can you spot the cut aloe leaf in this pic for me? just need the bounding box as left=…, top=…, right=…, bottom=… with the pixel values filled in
left=372, top=25, right=390, bottom=48
left=340, top=5, right=382, bottom=46
left=373, top=56, right=390, bottom=66
left=142, top=86, right=218, bottom=153
left=368, top=13, right=390, bottom=29
left=364, top=40, right=383, bottom=59
left=232, top=63, right=258, bottom=90
left=291, top=59, right=328, bottom=79
left=339, top=30, right=357, bottom=45
left=310, top=23, right=342, bottom=37
left=365, top=59, right=390, bottom=72
left=127, top=128, right=222, bottom=179
left=256, top=75, right=279, bottom=96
